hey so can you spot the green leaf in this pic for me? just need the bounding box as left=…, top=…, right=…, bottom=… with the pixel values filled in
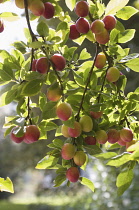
left=79, top=49, right=91, bottom=60
left=126, top=58, right=139, bottom=72
left=116, top=6, right=138, bottom=20
left=94, top=152, right=117, bottom=160
left=118, top=29, right=135, bottom=43
left=116, top=169, right=134, bottom=196
left=120, top=53, right=139, bottom=63
left=53, top=174, right=66, bottom=187
left=37, top=21, right=49, bottom=37
left=84, top=145, right=102, bottom=155
left=29, top=41, right=43, bottom=49
left=0, top=177, right=14, bottom=193
left=21, top=79, right=43, bottom=96
left=5, top=89, right=17, bottom=104
left=107, top=153, right=131, bottom=167
left=36, top=155, right=59, bottom=169
left=42, top=101, right=57, bottom=120
left=65, top=0, right=76, bottom=11
left=0, top=12, right=19, bottom=21
left=79, top=177, right=95, bottom=192
left=0, top=64, right=14, bottom=81
left=105, top=0, right=129, bottom=15
left=52, top=139, right=64, bottom=149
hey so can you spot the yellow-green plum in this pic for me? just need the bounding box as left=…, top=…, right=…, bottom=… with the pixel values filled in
left=103, top=15, right=117, bottom=31
left=61, top=143, right=76, bottom=160
left=106, top=67, right=120, bottom=83
left=120, top=128, right=133, bottom=142
left=47, top=83, right=62, bottom=102
left=91, top=19, right=105, bottom=34
left=61, top=124, right=71, bottom=138
left=56, top=102, right=72, bottom=121
left=66, top=167, right=80, bottom=182
left=29, top=0, right=45, bottom=16
left=76, top=17, right=90, bottom=34
left=73, top=151, right=86, bottom=166
left=95, top=28, right=110, bottom=45
left=90, top=111, right=103, bottom=119
left=74, top=1, right=89, bottom=17
left=96, top=130, right=108, bottom=144
left=94, top=52, right=106, bottom=69
left=43, top=2, right=55, bottom=19
left=69, top=24, right=80, bottom=40
left=10, top=127, right=25, bottom=143
left=107, top=129, right=120, bottom=144
left=36, top=57, right=49, bottom=74
left=79, top=115, right=93, bottom=132
left=68, top=121, right=82, bottom=138
left=50, top=54, right=66, bottom=71
left=15, top=0, right=24, bottom=8
left=23, top=125, right=40, bottom=144
left=84, top=136, right=96, bottom=145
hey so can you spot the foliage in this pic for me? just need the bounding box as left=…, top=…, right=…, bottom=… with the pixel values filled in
left=0, top=0, right=139, bottom=195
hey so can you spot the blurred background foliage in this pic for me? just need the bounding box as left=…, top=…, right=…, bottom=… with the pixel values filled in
left=0, top=0, right=139, bottom=209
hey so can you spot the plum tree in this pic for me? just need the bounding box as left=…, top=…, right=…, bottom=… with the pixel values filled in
left=61, top=143, right=76, bottom=160
left=91, top=20, right=105, bottom=34
left=69, top=24, right=80, bottom=40
left=46, top=82, right=62, bottom=102
left=120, top=128, right=133, bottom=142
left=103, top=15, right=117, bottom=31
left=28, top=0, right=45, bottom=16
left=76, top=17, right=90, bottom=34
left=107, top=129, right=120, bottom=144
left=35, top=57, right=49, bottom=74
left=50, top=54, right=66, bottom=71
left=94, top=52, right=106, bottom=69
left=73, top=151, right=86, bottom=166
left=68, top=121, right=82, bottom=137
left=84, top=136, right=97, bottom=145
left=74, top=1, right=89, bottom=17
left=106, top=67, right=120, bottom=82
left=10, top=127, right=25, bottom=143
left=66, top=167, right=80, bottom=182
left=79, top=115, right=93, bottom=132
left=56, top=102, right=72, bottom=121
left=23, top=125, right=40, bottom=144
left=96, top=130, right=108, bottom=144
left=43, top=2, right=55, bottom=19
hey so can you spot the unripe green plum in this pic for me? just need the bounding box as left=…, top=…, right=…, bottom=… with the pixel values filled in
left=103, top=15, right=117, bottom=31
left=68, top=121, right=82, bottom=138
left=84, top=136, right=96, bottom=145
left=29, top=0, right=45, bottom=16
left=74, top=1, right=89, bottom=17
left=76, top=17, right=90, bottom=34
left=47, top=83, right=62, bottom=102
left=107, top=129, right=120, bottom=144
left=94, top=52, right=106, bottom=69
left=91, top=19, right=105, bottom=34
left=23, top=125, right=40, bottom=144
left=66, top=167, right=80, bottom=182
left=10, top=127, right=25, bottom=143
left=79, top=115, right=93, bottom=132
left=95, top=28, right=110, bottom=45
left=31, top=59, right=37, bottom=71
left=96, top=130, right=108, bottom=144
left=36, top=57, right=49, bottom=74
left=120, top=128, right=133, bottom=142
left=50, top=54, right=66, bottom=71
left=90, top=111, right=103, bottom=119
left=43, top=2, right=55, bottom=19
left=106, top=67, right=120, bottom=83
left=61, top=143, right=76, bottom=160
left=0, top=20, right=4, bottom=33
left=61, top=124, right=71, bottom=138
left=56, top=102, right=72, bottom=121
left=73, top=151, right=86, bottom=166
left=69, top=24, right=80, bottom=40
left=15, top=0, right=24, bottom=9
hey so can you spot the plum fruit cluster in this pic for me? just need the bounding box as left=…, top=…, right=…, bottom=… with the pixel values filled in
left=15, top=0, right=55, bottom=19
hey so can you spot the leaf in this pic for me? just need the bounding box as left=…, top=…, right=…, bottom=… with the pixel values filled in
left=52, top=139, right=64, bottom=149
left=120, top=53, right=139, bottom=63
left=37, top=21, right=49, bottom=37
left=36, top=155, right=59, bottom=169
left=5, top=89, right=17, bottom=105
left=79, top=49, right=91, bottom=60
left=118, top=29, right=135, bottom=43
left=42, top=101, right=57, bottom=120
left=107, top=153, right=131, bottom=167
left=116, top=6, right=138, bottom=20
left=84, top=145, right=102, bottom=156
left=29, top=41, right=43, bottom=49
left=125, top=58, right=139, bottom=72
left=116, top=169, right=134, bottom=196
left=0, top=177, right=14, bottom=193
left=0, top=64, right=14, bottom=81
left=105, top=0, right=129, bottom=15
left=53, top=174, right=66, bottom=187
left=94, top=152, right=117, bottom=160
left=79, top=177, right=95, bottom=192
left=21, top=79, right=43, bottom=96
left=65, top=0, right=76, bottom=11
left=0, top=12, right=19, bottom=21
